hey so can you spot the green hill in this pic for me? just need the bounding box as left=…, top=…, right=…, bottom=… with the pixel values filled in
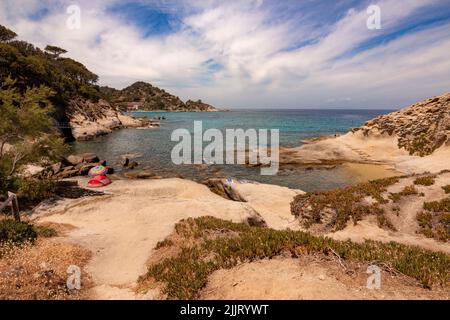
left=101, top=81, right=217, bottom=112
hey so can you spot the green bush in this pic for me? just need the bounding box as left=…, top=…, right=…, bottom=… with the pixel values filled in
left=389, top=185, right=418, bottom=202
left=16, top=177, right=56, bottom=202
left=0, top=219, right=37, bottom=244
left=418, top=199, right=450, bottom=241
left=291, top=176, right=399, bottom=230
left=423, top=197, right=450, bottom=212
left=35, top=225, right=57, bottom=238
left=414, top=175, right=435, bottom=186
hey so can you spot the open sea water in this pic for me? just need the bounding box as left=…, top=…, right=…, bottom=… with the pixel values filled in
left=71, top=109, right=392, bottom=192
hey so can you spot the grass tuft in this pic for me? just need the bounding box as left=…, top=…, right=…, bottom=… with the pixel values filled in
left=414, top=175, right=436, bottom=186
left=442, top=185, right=450, bottom=194
left=35, top=225, right=58, bottom=238
left=0, top=219, right=37, bottom=245
left=291, top=177, right=399, bottom=230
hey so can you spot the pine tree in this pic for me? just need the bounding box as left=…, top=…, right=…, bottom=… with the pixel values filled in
left=0, top=25, right=17, bottom=42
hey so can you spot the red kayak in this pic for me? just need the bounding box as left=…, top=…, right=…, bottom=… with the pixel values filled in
left=87, top=175, right=112, bottom=188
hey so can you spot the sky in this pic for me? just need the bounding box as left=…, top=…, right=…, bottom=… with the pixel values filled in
left=1, top=0, right=450, bottom=109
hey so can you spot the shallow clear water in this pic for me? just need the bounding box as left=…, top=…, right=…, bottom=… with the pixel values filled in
left=71, top=109, right=392, bottom=192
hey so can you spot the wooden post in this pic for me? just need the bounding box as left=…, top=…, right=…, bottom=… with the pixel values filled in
left=7, top=192, right=20, bottom=221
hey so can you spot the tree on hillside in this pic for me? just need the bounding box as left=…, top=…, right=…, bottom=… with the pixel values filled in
left=0, top=78, right=66, bottom=194
left=57, top=57, right=99, bottom=84
left=44, top=45, right=67, bottom=58
left=0, top=25, right=17, bottom=42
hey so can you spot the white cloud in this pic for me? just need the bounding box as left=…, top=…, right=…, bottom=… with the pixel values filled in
left=0, top=0, right=449, bottom=108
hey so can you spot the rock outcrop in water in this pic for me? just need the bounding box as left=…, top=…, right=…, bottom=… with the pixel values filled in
left=66, top=97, right=158, bottom=141
left=353, top=92, right=450, bottom=156
left=100, top=81, right=218, bottom=112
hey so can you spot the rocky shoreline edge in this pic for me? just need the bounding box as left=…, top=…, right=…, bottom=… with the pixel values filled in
left=64, top=98, right=160, bottom=141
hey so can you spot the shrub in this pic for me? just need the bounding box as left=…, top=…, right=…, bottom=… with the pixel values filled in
left=389, top=185, right=418, bottom=202
left=377, top=214, right=396, bottom=231
left=291, top=177, right=399, bottom=230
left=16, top=177, right=56, bottom=202
left=423, top=197, right=450, bottom=212
left=414, top=175, right=435, bottom=186
left=0, top=219, right=37, bottom=244
left=442, top=185, right=450, bottom=194
left=418, top=199, right=450, bottom=241
left=155, top=239, right=173, bottom=249
left=35, top=225, right=57, bottom=238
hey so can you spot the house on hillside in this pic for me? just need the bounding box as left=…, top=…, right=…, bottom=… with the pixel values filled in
left=127, top=101, right=144, bottom=111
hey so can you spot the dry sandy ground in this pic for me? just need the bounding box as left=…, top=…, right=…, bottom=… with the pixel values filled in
left=224, top=180, right=303, bottom=230
left=281, top=130, right=450, bottom=175
left=201, top=257, right=449, bottom=300
left=32, top=178, right=302, bottom=299
left=339, top=163, right=400, bottom=182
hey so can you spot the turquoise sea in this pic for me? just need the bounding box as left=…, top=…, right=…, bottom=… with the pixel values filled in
left=71, top=109, right=392, bottom=192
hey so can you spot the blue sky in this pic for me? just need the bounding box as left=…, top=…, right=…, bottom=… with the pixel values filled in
left=1, top=0, right=450, bottom=109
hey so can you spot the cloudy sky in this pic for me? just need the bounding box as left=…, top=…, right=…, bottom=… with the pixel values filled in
left=1, top=0, right=450, bottom=109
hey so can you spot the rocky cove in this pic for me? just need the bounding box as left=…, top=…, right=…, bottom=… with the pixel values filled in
left=2, top=14, right=449, bottom=303
left=6, top=92, right=450, bottom=301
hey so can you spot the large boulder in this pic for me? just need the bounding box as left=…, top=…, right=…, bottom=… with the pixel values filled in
left=204, top=179, right=247, bottom=202
left=57, top=167, right=80, bottom=179
left=82, top=153, right=100, bottom=163
left=64, top=154, right=84, bottom=166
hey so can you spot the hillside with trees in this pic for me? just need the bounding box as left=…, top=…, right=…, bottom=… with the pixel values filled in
left=101, top=81, right=218, bottom=112
left=0, top=24, right=215, bottom=204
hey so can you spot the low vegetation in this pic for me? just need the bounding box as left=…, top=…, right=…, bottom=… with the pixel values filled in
left=414, top=175, right=436, bottom=186
left=141, top=216, right=450, bottom=299
left=155, top=239, right=174, bottom=249
left=423, top=197, right=450, bottom=212
left=290, top=177, right=400, bottom=231
left=34, top=225, right=58, bottom=238
left=442, top=185, right=450, bottom=194
left=417, top=197, right=450, bottom=241
left=0, top=219, right=37, bottom=245
left=389, top=185, right=418, bottom=203
left=0, top=219, right=57, bottom=245
left=0, top=240, right=91, bottom=299
left=376, top=214, right=397, bottom=231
